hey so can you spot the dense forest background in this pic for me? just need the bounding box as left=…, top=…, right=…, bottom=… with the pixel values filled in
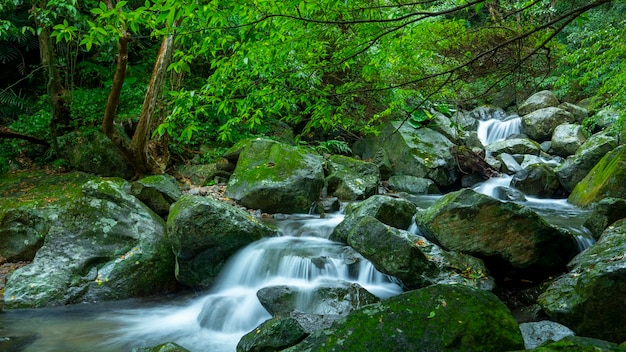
left=1, top=0, right=624, bottom=178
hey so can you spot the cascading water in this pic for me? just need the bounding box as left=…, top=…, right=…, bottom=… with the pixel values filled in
left=477, top=114, right=522, bottom=146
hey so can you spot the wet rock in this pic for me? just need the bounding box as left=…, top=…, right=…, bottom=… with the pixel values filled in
left=511, top=163, right=561, bottom=198
left=131, top=174, right=182, bottom=217
left=329, top=195, right=416, bottom=243
left=0, top=208, right=48, bottom=262
left=225, top=138, right=325, bottom=213
left=519, top=320, right=575, bottom=349
left=550, top=124, right=587, bottom=157
left=3, top=180, right=176, bottom=308
left=417, top=189, right=576, bottom=279
left=556, top=131, right=618, bottom=192
left=237, top=317, right=307, bottom=352
left=427, top=111, right=459, bottom=141
left=388, top=175, right=440, bottom=195
left=347, top=216, right=494, bottom=290
left=518, top=90, right=560, bottom=116
left=167, top=195, right=275, bottom=288
left=498, top=153, right=523, bottom=174
left=521, top=335, right=626, bottom=351
left=538, top=219, right=626, bottom=343
left=568, top=145, right=626, bottom=207
left=486, top=138, right=542, bottom=157
left=175, top=164, right=222, bottom=186
left=559, top=102, right=588, bottom=124
left=583, top=197, right=626, bottom=239
left=325, top=155, right=379, bottom=201
left=467, top=106, right=508, bottom=121
left=285, top=284, right=524, bottom=352
left=130, top=342, right=191, bottom=352
left=256, top=282, right=379, bottom=317
left=521, top=107, right=573, bottom=142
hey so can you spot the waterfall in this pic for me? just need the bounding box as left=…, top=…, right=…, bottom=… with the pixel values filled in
left=477, top=115, right=522, bottom=145
left=107, top=214, right=403, bottom=352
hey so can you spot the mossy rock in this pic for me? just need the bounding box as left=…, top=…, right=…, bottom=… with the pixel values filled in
left=568, top=145, right=626, bottom=207
left=237, top=317, right=307, bottom=352
left=131, top=342, right=191, bottom=352
left=286, top=284, right=524, bottom=352
left=520, top=335, right=626, bottom=352
left=131, top=174, right=182, bottom=217
left=325, top=155, right=379, bottom=201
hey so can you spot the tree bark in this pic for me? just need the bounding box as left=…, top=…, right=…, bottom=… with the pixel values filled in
left=0, top=126, right=51, bottom=147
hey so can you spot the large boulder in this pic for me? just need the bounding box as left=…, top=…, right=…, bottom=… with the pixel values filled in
left=131, top=342, right=191, bottom=352
left=166, top=195, right=275, bottom=288
left=518, top=90, right=560, bottom=116
left=355, top=122, right=458, bottom=187
left=0, top=208, right=48, bottom=262
left=417, top=189, right=577, bottom=278
left=3, top=180, right=176, bottom=308
left=556, top=131, right=618, bottom=192
left=486, top=138, right=542, bottom=157
left=568, top=145, right=626, bottom=207
left=130, top=174, right=182, bottom=217
left=550, top=124, right=587, bottom=158
left=559, top=102, right=588, bottom=124
left=58, top=130, right=134, bottom=178
left=583, top=197, right=626, bottom=239
left=521, top=107, right=573, bottom=142
left=325, top=155, right=379, bottom=201
left=388, top=175, right=440, bottom=195
left=285, top=284, right=524, bottom=352
left=538, top=219, right=626, bottom=343
left=511, top=163, right=561, bottom=198
left=237, top=317, right=307, bottom=352
left=523, top=336, right=626, bottom=352
left=225, top=138, right=325, bottom=213
left=348, top=216, right=493, bottom=290
left=329, top=195, right=417, bottom=243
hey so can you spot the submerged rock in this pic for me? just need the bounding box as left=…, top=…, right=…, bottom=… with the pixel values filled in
left=417, top=189, right=576, bottom=278
left=3, top=180, right=176, bottom=308
left=167, top=195, right=275, bottom=288
left=568, top=145, right=626, bottom=207
left=226, top=138, right=325, bottom=213
left=285, top=284, right=524, bottom=352
left=325, top=155, right=379, bottom=201
left=538, top=219, right=626, bottom=343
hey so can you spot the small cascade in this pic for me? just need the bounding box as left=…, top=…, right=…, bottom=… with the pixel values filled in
left=477, top=115, right=522, bottom=146
left=108, top=214, right=402, bottom=352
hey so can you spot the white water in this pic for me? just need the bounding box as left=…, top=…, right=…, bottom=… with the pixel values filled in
left=477, top=115, right=522, bottom=145
left=103, top=213, right=402, bottom=351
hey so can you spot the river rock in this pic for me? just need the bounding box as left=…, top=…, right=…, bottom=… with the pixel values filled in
left=467, top=105, right=508, bottom=121
left=559, top=102, right=588, bottom=124
left=285, top=284, right=524, bottom=352
left=518, top=90, right=560, bottom=116
left=486, top=138, right=542, bottom=157
left=583, top=197, right=626, bottom=239
left=3, top=179, right=176, bottom=308
left=388, top=175, right=440, bottom=194
left=568, top=145, right=626, bottom=207
left=416, top=189, right=577, bottom=278
left=550, top=124, right=587, bottom=157
left=0, top=208, right=49, bottom=261
left=519, top=320, right=575, bottom=349
left=131, top=174, right=182, bottom=217
left=58, top=130, right=134, bottom=179
left=256, top=282, right=379, bottom=317
left=522, top=336, right=626, bottom=352
left=538, top=219, right=626, bottom=343
left=427, top=111, right=459, bottom=141
left=225, top=138, right=325, bottom=213
left=325, top=155, right=379, bottom=201
left=521, top=107, right=573, bottom=142
left=167, top=195, right=275, bottom=288
left=175, top=164, right=221, bottom=186
left=329, top=195, right=417, bottom=243
left=498, top=153, right=523, bottom=174
left=555, top=131, right=618, bottom=192
left=511, top=163, right=561, bottom=198
left=237, top=317, right=307, bottom=352
left=347, top=216, right=494, bottom=290
left=354, top=122, right=458, bottom=188
left=131, top=342, right=191, bottom=352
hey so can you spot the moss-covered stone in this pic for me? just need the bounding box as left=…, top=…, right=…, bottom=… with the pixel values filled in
left=521, top=107, right=573, bottom=142
left=131, top=174, right=182, bottom=217
left=167, top=194, right=275, bottom=288
left=131, top=342, right=191, bottom=352
left=237, top=317, right=307, bottom=352
left=568, top=145, right=626, bottom=207
left=486, top=138, right=542, bottom=157
left=286, top=284, right=524, bottom=352
left=520, top=335, right=626, bottom=352
left=226, top=138, right=325, bottom=213
left=325, top=155, right=379, bottom=201
left=511, top=163, right=561, bottom=198
left=583, top=197, right=626, bottom=239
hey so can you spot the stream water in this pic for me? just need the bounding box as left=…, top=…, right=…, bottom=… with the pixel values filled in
left=0, top=115, right=595, bottom=351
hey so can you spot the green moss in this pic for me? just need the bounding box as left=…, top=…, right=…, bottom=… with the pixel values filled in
left=569, top=145, right=626, bottom=207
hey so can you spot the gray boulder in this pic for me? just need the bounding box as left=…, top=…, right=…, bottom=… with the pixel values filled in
left=131, top=342, right=191, bottom=352
left=285, top=284, right=524, bottom=352
left=325, top=155, right=379, bottom=201
left=237, top=317, right=307, bottom=352
left=466, top=106, right=508, bottom=121
left=583, top=197, right=626, bottom=239
left=417, top=189, right=576, bottom=276
left=523, top=336, right=626, bottom=351
left=131, top=174, right=182, bottom=217
left=347, top=216, right=493, bottom=290
left=0, top=208, right=48, bottom=262
left=427, top=111, right=459, bottom=141
left=226, top=138, right=325, bottom=213
left=556, top=131, right=618, bottom=192
left=518, top=90, right=560, bottom=116
left=486, top=138, right=542, bottom=157
left=511, top=163, right=561, bottom=198
left=521, top=107, right=574, bottom=142
left=3, top=180, right=176, bottom=308
left=388, top=175, right=440, bottom=194
left=538, top=219, right=626, bottom=343
left=519, top=320, right=575, bottom=349
left=559, top=102, right=588, bottom=124
left=167, top=195, right=275, bottom=288
left=329, top=195, right=417, bottom=243
left=550, top=124, right=587, bottom=157
left=498, top=153, right=523, bottom=174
